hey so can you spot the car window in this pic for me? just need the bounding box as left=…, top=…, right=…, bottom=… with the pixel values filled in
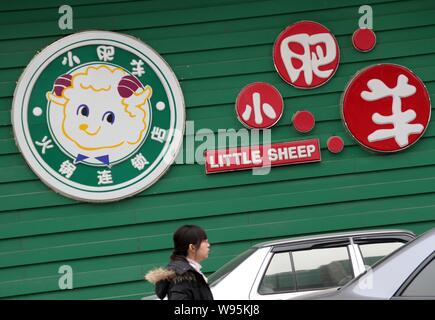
left=292, top=246, right=353, bottom=291
left=358, top=241, right=405, bottom=268
left=208, top=248, right=256, bottom=286
left=400, top=256, right=435, bottom=297
left=258, top=252, right=295, bottom=294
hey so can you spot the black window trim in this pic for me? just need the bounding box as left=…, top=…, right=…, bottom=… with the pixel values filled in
left=272, top=237, right=351, bottom=253
left=392, top=251, right=435, bottom=299
left=352, top=233, right=414, bottom=245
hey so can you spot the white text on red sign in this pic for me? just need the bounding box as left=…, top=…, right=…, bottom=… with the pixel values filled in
left=205, top=139, right=321, bottom=174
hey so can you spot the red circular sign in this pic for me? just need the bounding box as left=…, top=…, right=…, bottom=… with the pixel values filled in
left=327, top=136, right=344, bottom=154
left=273, top=21, right=340, bottom=89
left=352, top=28, right=376, bottom=52
left=236, top=82, right=284, bottom=129
left=342, top=64, right=431, bottom=153
left=292, top=110, right=315, bottom=133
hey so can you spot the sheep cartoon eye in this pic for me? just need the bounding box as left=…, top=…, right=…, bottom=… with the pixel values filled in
left=77, top=104, right=89, bottom=117
left=102, top=111, right=115, bottom=124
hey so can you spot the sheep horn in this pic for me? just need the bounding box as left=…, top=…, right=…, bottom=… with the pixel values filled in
left=53, top=74, right=72, bottom=96
left=118, top=75, right=143, bottom=98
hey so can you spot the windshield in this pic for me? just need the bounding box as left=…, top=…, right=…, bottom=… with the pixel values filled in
left=208, top=248, right=257, bottom=286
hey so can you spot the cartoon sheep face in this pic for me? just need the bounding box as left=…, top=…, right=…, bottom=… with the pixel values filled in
left=46, top=65, right=152, bottom=164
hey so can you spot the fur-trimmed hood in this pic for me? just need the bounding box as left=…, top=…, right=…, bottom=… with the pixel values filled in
left=144, top=267, right=176, bottom=285
left=145, top=257, right=196, bottom=299
left=145, top=257, right=193, bottom=284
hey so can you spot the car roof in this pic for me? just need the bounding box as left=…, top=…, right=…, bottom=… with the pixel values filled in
left=254, top=229, right=415, bottom=248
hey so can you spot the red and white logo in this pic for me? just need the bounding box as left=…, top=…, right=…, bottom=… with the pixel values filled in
left=342, top=64, right=431, bottom=153
left=205, top=139, right=321, bottom=174
left=236, top=82, right=284, bottom=129
left=273, top=21, right=340, bottom=89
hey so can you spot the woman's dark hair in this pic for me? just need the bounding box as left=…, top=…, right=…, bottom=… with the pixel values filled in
left=170, top=225, right=208, bottom=261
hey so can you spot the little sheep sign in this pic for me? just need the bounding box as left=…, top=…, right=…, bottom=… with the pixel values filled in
left=12, top=31, right=185, bottom=202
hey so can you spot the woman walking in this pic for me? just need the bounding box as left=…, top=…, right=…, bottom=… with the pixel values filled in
left=145, top=225, right=214, bottom=300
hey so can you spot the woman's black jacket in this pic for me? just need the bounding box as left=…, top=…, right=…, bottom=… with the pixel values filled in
left=145, top=256, right=214, bottom=300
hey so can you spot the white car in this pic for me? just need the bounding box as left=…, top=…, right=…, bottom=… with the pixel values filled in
left=208, top=229, right=415, bottom=300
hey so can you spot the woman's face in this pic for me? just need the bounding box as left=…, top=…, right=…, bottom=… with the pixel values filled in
left=193, top=239, right=210, bottom=262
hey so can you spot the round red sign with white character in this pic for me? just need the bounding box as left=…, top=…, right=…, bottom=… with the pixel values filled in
left=273, top=21, right=340, bottom=89
left=236, top=82, right=284, bottom=129
left=342, top=64, right=431, bottom=153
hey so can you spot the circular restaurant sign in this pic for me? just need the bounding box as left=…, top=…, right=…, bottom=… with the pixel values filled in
left=273, top=21, right=340, bottom=89
left=342, top=64, right=430, bottom=153
left=12, top=31, right=185, bottom=202
left=235, top=82, right=284, bottom=129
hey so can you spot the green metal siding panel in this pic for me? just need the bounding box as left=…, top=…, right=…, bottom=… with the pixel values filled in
left=0, top=0, right=434, bottom=299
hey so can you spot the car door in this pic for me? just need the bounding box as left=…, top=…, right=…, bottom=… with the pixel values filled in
left=249, top=238, right=359, bottom=299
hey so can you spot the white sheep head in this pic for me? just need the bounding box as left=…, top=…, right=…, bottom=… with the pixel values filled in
left=46, top=65, right=152, bottom=152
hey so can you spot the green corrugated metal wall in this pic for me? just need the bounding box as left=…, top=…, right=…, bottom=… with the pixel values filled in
left=1, top=0, right=435, bottom=299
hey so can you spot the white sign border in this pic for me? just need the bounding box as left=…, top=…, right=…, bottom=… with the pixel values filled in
left=12, top=30, right=185, bottom=202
